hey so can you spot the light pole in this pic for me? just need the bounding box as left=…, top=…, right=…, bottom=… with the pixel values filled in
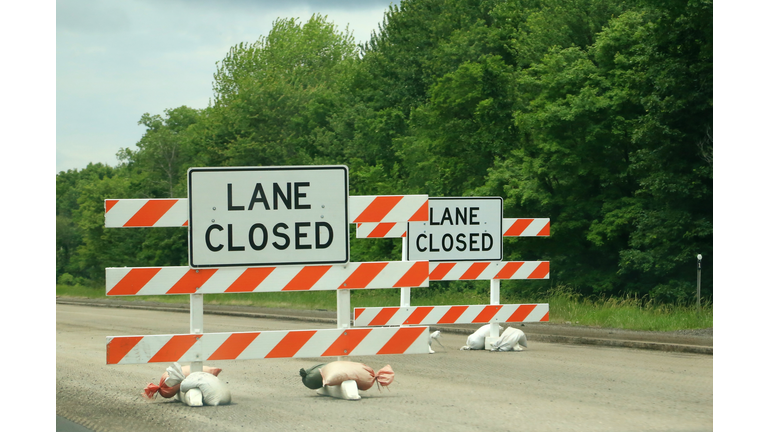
left=697, top=254, right=702, bottom=313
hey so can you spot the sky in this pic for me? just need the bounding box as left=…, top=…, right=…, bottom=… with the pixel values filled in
left=56, top=0, right=399, bottom=173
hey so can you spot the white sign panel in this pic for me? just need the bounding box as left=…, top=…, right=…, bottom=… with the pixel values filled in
left=188, top=166, right=349, bottom=268
left=406, top=197, right=502, bottom=262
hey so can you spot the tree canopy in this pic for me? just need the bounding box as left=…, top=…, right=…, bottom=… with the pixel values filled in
left=57, top=2, right=712, bottom=303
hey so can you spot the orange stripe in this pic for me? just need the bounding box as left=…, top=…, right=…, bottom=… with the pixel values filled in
left=353, top=196, right=403, bottom=223
left=354, top=308, right=365, bottom=320
left=369, top=307, right=399, bottom=326
left=105, top=199, right=118, bottom=213
left=528, top=262, right=550, bottom=279
left=322, top=328, right=372, bottom=356
left=494, top=262, right=524, bottom=279
left=282, top=266, right=332, bottom=291
left=507, top=304, right=537, bottom=322
left=472, top=305, right=501, bottom=323
left=505, top=219, right=533, bottom=236
left=404, top=307, right=434, bottom=325
left=106, top=336, right=143, bottom=364
left=208, top=332, right=260, bottom=360
left=409, top=201, right=429, bottom=222
left=339, top=262, right=387, bottom=289
left=460, top=262, right=490, bottom=280
left=149, top=335, right=198, bottom=363
left=368, top=222, right=396, bottom=238
left=182, top=220, right=189, bottom=227
left=394, top=261, right=429, bottom=287
left=265, top=331, right=317, bottom=358
left=124, top=199, right=178, bottom=227
left=540, top=311, right=549, bottom=322
left=167, top=268, right=217, bottom=294
left=429, top=262, right=456, bottom=280
left=108, top=268, right=162, bottom=296
left=377, top=327, right=425, bottom=354
left=437, top=305, right=469, bottom=324
left=225, top=267, right=275, bottom=292
left=538, top=221, right=550, bottom=236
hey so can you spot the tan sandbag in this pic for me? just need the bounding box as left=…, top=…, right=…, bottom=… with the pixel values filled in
left=320, top=361, right=394, bottom=391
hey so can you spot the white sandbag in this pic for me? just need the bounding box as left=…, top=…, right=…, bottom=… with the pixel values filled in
left=460, top=324, right=492, bottom=350
left=164, top=362, right=187, bottom=387
left=178, top=371, right=232, bottom=406
left=490, top=327, right=526, bottom=352
left=316, top=380, right=361, bottom=401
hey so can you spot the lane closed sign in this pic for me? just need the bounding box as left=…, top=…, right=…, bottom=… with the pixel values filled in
left=406, top=197, right=503, bottom=262
left=187, top=166, right=349, bottom=268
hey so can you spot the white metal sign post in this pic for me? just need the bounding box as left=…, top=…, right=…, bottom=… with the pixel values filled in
left=188, top=166, right=349, bottom=268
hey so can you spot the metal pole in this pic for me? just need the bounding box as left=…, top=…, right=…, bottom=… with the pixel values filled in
left=190, top=293, right=204, bottom=372
left=697, top=254, right=702, bottom=313
left=401, top=236, right=410, bottom=307
left=490, top=279, right=500, bottom=339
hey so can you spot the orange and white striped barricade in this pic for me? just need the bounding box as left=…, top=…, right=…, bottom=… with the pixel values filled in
left=105, top=261, right=429, bottom=296
left=103, top=183, right=436, bottom=373
left=105, top=195, right=429, bottom=228
left=355, top=217, right=551, bottom=239
left=106, top=326, right=430, bottom=365
left=428, top=261, right=549, bottom=281
left=353, top=304, right=550, bottom=327
left=502, top=218, right=550, bottom=237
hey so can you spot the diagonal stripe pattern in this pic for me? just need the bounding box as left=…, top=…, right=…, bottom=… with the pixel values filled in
left=502, top=218, right=550, bottom=237
left=105, top=196, right=429, bottom=228
left=428, top=261, right=549, bottom=281
left=106, top=327, right=430, bottom=364
left=105, top=261, right=430, bottom=296
left=353, top=304, right=550, bottom=327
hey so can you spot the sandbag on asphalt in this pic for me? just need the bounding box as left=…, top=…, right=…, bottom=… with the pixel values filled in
left=320, top=361, right=394, bottom=391
left=143, top=364, right=222, bottom=399
left=300, top=363, right=327, bottom=389
left=460, top=323, right=492, bottom=350
left=178, top=371, right=232, bottom=407
left=490, top=326, right=528, bottom=352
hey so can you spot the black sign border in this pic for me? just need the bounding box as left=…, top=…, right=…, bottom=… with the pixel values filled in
left=187, top=166, right=350, bottom=268
left=406, top=196, right=504, bottom=262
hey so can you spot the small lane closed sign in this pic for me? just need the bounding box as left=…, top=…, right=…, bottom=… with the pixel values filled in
left=188, top=166, right=349, bottom=268
left=406, top=197, right=503, bottom=262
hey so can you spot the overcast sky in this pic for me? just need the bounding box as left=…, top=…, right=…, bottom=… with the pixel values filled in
left=56, top=0, right=399, bottom=173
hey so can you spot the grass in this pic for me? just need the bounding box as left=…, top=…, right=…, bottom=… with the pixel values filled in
left=56, top=283, right=712, bottom=332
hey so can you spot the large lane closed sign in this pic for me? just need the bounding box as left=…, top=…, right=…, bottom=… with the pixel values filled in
left=188, top=166, right=349, bottom=268
left=406, top=197, right=503, bottom=262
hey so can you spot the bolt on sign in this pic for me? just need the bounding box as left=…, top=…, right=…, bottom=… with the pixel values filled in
left=188, top=166, right=349, bottom=268
left=406, top=197, right=503, bottom=262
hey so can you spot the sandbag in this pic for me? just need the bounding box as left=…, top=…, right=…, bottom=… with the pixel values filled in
left=490, top=327, right=527, bottom=352
left=320, top=361, right=394, bottom=391
left=300, top=363, right=327, bottom=389
left=178, top=371, right=232, bottom=406
left=460, top=323, right=492, bottom=350
left=143, top=364, right=222, bottom=399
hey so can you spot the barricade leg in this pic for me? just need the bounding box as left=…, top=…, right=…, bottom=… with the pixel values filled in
left=485, top=279, right=501, bottom=350
left=190, top=293, right=203, bottom=372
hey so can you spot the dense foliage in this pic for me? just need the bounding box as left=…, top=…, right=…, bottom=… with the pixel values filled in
left=56, top=1, right=712, bottom=303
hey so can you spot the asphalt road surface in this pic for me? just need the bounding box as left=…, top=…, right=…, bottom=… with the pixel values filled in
left=57, top=304, right=713, bottom=432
